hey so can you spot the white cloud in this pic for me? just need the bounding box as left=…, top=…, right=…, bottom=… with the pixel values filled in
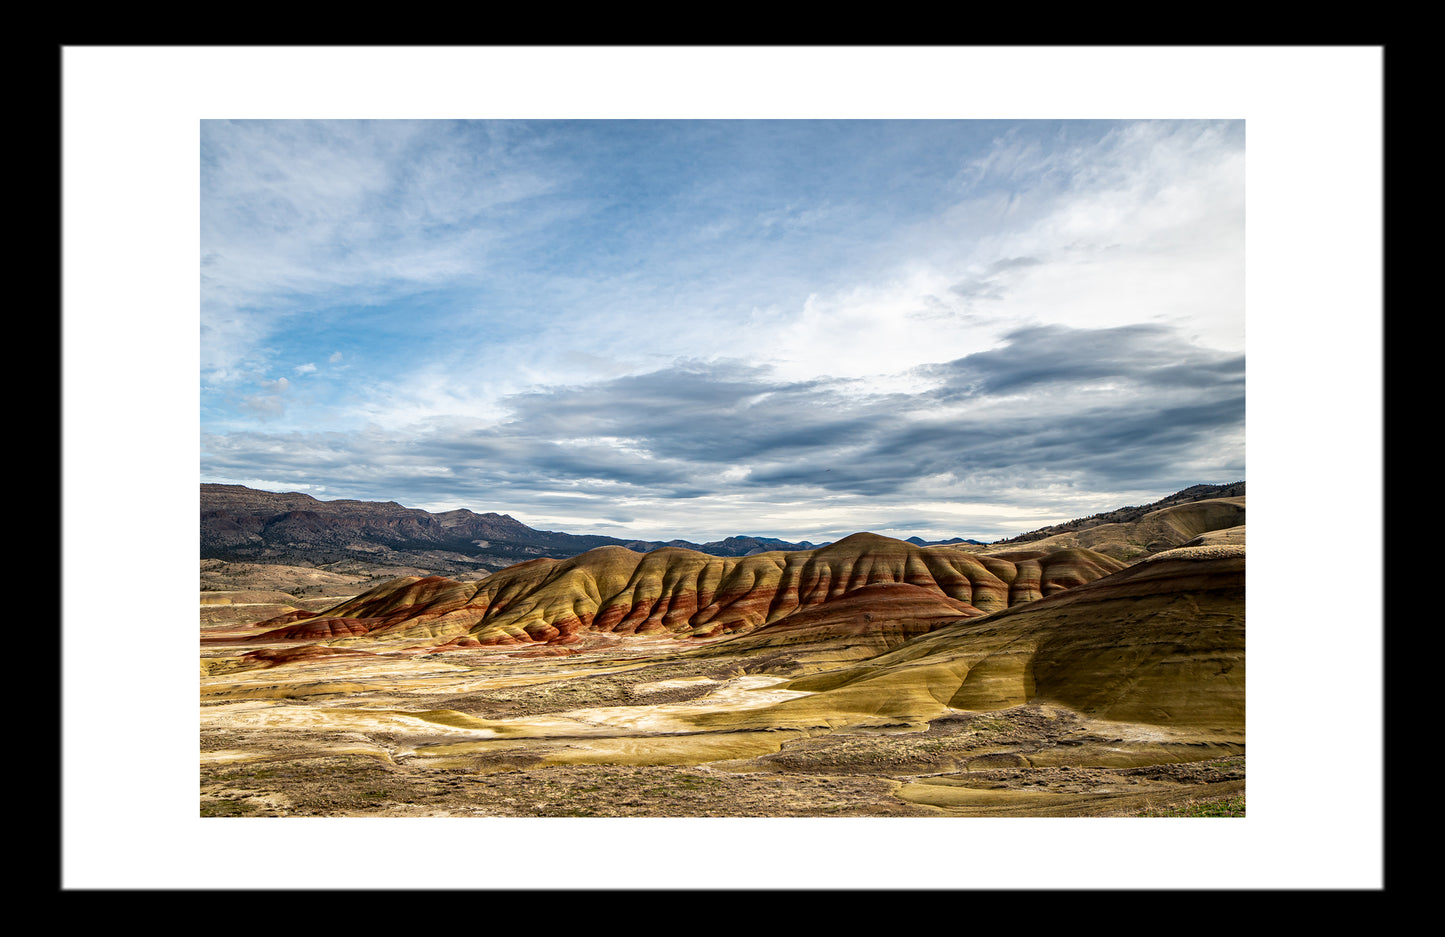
left=236, top=376, right=291, bottom=419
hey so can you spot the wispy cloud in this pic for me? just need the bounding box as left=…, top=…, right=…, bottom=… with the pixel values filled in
left=202, top=320, right=1243, bottom=541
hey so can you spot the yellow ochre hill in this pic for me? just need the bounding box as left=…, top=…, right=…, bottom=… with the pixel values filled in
left=235, top=531, right=1127, bottom=653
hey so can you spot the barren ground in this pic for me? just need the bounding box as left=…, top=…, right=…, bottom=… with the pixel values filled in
left=201, top=634, right=1243, bottom=818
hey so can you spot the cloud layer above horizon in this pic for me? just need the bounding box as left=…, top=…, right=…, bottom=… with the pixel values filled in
left=201, top=119, right=1245, bottom=542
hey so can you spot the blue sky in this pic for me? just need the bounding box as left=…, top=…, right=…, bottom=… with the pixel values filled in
left=199, top=117, right=1247, bottom=542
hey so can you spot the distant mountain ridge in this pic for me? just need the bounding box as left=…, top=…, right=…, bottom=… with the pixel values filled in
left=201, top=484, right=827, bottom=575
left=201, top=481, right=1242, bottom=581
left=906, top=535, right=986, bottom=547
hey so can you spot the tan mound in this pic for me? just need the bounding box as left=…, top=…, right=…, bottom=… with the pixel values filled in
left=199, top=590, right=302, bottom=606
left=1019, top=497, right=1245, bottom=561
left=199, top=558, right=370, bottom=593
left=1176, top=525, right=1246, bottom=549
left=241, top=645, right=382, bottom=668
left=199, top=590, right=317, bottom=631
left=682, top=547, right=1243, bottom=737
left=245, top=616, right=384, bottom=642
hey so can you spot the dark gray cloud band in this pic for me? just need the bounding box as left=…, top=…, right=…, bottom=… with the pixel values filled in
left=202, top=322, right=1245, bottom=536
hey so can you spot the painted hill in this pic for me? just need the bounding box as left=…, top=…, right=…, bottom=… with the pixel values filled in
left=225, top=532, right=1128, bottom=653
left=680, top=543, right=1245, bottom=741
